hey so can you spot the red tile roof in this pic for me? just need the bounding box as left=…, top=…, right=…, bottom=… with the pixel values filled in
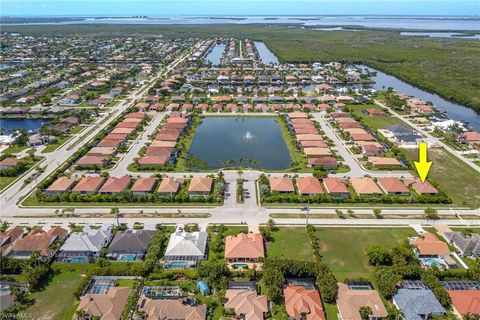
left=269, top=177, right=295, bottom=193
left=130, top=177, right=156, bottom=193
left=296, top=177, right=324, bottom=195
left=72, top=176, right=105, bottom=192
left=99, top=176, right=131, bottom=193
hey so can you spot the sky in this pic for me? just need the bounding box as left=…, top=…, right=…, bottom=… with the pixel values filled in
left=1, top=0, right=479, bottom=17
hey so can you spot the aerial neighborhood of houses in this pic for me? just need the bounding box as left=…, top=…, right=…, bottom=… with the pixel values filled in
left=0, top=32, right=479, bottom=320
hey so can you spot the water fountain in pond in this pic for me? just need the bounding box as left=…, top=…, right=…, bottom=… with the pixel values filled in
left=242, top=130, right=255, bottom=142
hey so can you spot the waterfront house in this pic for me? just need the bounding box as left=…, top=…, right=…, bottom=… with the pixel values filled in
left=138, top=155, right=168, bottom=167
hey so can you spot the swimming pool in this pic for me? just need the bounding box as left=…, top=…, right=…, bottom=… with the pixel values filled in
left=118, top=254, right=137, bottom=261
left=231, top=263, right=249, bottom=269
left=164, top=261, right=188, bottom=269
left=422, top=258, right=444, bottom=268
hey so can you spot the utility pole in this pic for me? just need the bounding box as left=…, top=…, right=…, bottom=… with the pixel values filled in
left=305, top=201, right=310, bottom=230
left=115, top=203, right=119, bottom=226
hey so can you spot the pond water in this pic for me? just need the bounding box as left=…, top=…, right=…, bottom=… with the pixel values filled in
left=254, top=41, right=280, bottom=64
left=0, top=118, right=48, bottom=134
left=360, top=65, right=480, bottom=131
left=205, top=43, right=225, bottom=65
left=187, top=117, right=291, bottom=170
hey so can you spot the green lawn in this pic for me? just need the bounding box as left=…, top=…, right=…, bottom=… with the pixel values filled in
left=0, top=176, right=17, bottom=191
left=2, top=145, right=29, bottom=154
left=404, top=148, right=480, bottom=208
left=348, top=104, right=409, bottom=131
left=267, top=227, right=314, bottom=261
left=313, top=227, right=416, bottom=281
left=42, top=136, right=71, bottom=153
left=26, top=263, right=96, bottom=320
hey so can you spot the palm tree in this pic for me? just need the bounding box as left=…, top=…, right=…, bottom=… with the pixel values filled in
left=74, top=309, right=87, bottom=320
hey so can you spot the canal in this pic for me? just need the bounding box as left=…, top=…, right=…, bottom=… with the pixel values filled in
left=254, top=41, right=280, bottom=64
left=361, top=65, right=480, bottom=131
left=0, top=118, right=48, bottom=134
left=204, top=43, right=225, bottom=65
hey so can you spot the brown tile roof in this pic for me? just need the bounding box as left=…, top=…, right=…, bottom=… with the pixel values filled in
left=224, top=289, right=268, bottom=320
left=138, top=297, right=206, bottom=320
left=447, top=290, right=480, bottom=317
left=414, top=232, right=450, bottom=256
left=225, top=233, right=264, bottom=260
left=296, top=134, right=323, bottom=141
left=336, top=283, right=387, bottom=320
left=304, top=147, right=332, bottom=158
left=155, top=132, right=181, bottom=141
left=97, top=139, right=124, bottom=147
left=145, top=147, right=174, bottom=157
left=72, top=176, right=105, bottom=192
left=284, top=285, right=325, bottom=320
left=0, top=157, right=19, bottom=167
left=77, top=287, right=131, bottom=320
left=300, top=140, right=328, bottom=148
left=99, top=176, right=131, bottom=193
left=111, top=128, right=134, bottom=135
left=350, top=177, right=383, bottom=195
left=157, top=177, right=181, bottom=194
left=322, top=178, right=349, bottom=194
left=269, top=177, right=295, bottom=193
left=124, top=112, right=145, bottom=119
left=368, top=157, right=401, bottom=167
left=188, top=177, right=213, bottom=193
left=77, top=155, right=109, bottom=166
left=115, top=121, right=138, bottom=129
left=138, top=155, right=168, bottom=166
left=296, top=177, right=324, bottom=195
left=308, top=157, right=338, bottom=167
left=406, top=179, right=439, bottom=195
left=131, top=177, right=156, bottom=193
left=46, top=176, right=76, bottom=192
left=105, top=133, right=128, bottom=140
left=88, top=147, right=116, bottom=156
left=377, top=177, right=409, bottom=194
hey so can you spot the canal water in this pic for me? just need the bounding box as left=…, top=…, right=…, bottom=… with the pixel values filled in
left=254, top=41, right=280, bottom=64
left=360, top=65, right=480, bottom=131
left=0, top=118, right=48, bottom=134
left=204, top=43, right=225, bottom=65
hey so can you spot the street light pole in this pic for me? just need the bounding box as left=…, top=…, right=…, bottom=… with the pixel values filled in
left=305, top=201, right=310, bottom=230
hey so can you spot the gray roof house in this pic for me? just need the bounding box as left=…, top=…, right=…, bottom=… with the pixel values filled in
left=56, top=225, right=113, bottom=263
left=106, top=229, right=155, bottom=261
left=444, top=232, right=480, bottom=258
left=393, top=288, right=445, bottom=320
left=163, top=230, right=208, bottom=268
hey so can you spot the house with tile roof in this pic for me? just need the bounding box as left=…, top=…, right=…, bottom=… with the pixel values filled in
left=405, top=179, right=439, bottom=195
left=72, top=176, right=105, bottom=194
left=76, top=287, right=131, bottom=320
left=188, top=177, right=213, bottom=197
left=57, top=225, right=112, bottom=263
left=350, top=177, right=383, bottom=196
left=269, top=177, right=295, bottom=193
left=225, top=233, right=264, bottom=268
left=137, top=296, right=206, bottom=320
left=412, top=232, right=450, bottom=259
left=45, top=176, right=77, bottom=195
left=107, top=229, right=154, bottom=261
left=163, top=230, right=208, bottom=268
left=10, top=227, right=67, bottom=260
left=443, top=283, right=480, bottom=319
left=99, top=176, right=131, bottom=194
left=131, top=177, right=157, bottom=195
left=322, top=178, right=349, bottom=198
left=376, top=177, right=410, bottom=195
left=336, top=282, right=387, bottom=320
left=0, top=226, right=24, bottom=256
left=224, top=289, right=269, bottom=320
left=157, top=177, right=181, bottom=195
left=284, top=285, right=325, bottom=320
left=296, top=177, right=324, bottom=196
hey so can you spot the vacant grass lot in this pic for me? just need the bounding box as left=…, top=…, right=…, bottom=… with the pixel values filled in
left=348, top=104, right=409, bottom=131
left=26, top=263, right=95, bottom=320
left=313, top=227, right=416, bottom=281
left=267, top=227, right=314, bottom=261
left=0, top=176, right=16, bottom=191
left=404, top=148, right=480, bottom=208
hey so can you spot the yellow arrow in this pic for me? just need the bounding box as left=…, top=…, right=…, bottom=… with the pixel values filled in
left=414, top=142, right=432, bottom=183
